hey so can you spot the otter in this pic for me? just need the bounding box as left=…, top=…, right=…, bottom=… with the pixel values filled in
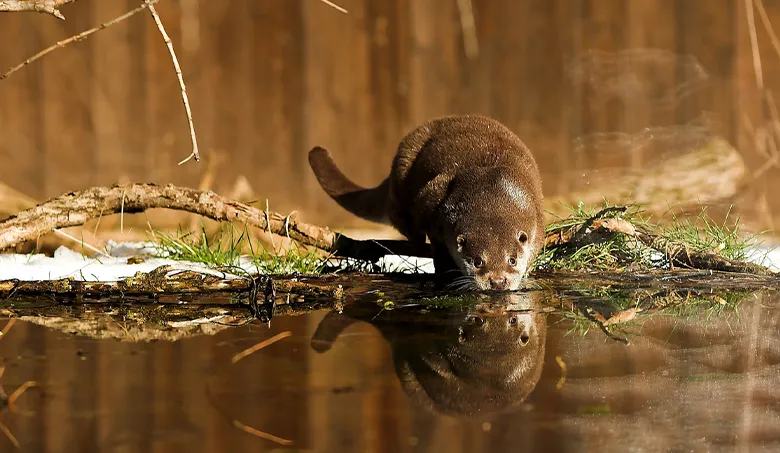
left=310, top=292, right=548, bottom=419
left=308, top=114, right=544, bottom=291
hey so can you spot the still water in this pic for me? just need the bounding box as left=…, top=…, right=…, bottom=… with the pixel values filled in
left=1, top=287, right=779, bottom=452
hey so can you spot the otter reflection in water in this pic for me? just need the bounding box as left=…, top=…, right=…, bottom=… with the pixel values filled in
left=310, top=291, right=548, bottom=419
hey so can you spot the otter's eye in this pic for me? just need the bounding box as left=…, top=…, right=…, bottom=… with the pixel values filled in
left=473, top=257, right=485, bottom=268
left=518, top=231, right=528, bottom=244
left=508, top=257, right=517, bottom=266
left=509, top=316, right=518, bottom=325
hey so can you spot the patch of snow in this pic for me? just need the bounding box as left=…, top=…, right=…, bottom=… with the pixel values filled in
left=744, top=242, right=780, bottom=272
left=0, top=239, right=776, bottom=283
left=0, top=244, right=257, bottom=282
left=377, top=255, right=435, bottom=273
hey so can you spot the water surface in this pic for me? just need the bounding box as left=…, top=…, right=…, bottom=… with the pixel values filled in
left=1, top=286, right=779, bottom=452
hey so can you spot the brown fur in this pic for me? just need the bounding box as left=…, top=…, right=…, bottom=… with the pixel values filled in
left=309, top=115, right=544, bottom=290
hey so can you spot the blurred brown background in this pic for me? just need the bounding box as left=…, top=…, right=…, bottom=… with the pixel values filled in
left=0, top=0, right=779, bottom=237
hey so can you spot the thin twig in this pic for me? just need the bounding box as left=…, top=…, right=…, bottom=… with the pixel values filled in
left=145, top=1, right=200, bottom=165
left=231, top=331, right=292, bottom=364
left=316, top=0, right=347, bottom=14
left=0, top=0, right=161, bottom=81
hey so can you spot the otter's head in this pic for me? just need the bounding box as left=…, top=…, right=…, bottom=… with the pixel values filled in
left=448, top=226, right=537, bottom=291
left=441, top=167, right=542, bottom=291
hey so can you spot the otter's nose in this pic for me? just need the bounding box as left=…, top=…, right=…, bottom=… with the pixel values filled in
left=489, top=277, right=508, bottom=290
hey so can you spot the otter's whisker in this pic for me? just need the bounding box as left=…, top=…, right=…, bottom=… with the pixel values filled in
left=445, top=275, right=479, bottom=292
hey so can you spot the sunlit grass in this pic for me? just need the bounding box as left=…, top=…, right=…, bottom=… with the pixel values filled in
left=535, top=201, right=763, bottom=272
left=151, top=223, right=329, bottom=274
left=659, top=206, right=757, bottom=262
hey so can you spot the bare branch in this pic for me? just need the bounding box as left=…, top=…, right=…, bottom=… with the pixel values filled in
left=0, top=183, right=434, bottom=261
left=0, top=0, right=77, bottom=20
left=0, top=0, right=161, bottom=81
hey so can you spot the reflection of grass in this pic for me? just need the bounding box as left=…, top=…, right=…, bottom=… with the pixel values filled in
left=416, top=293, right=485, bottom=309
left=152, top=224, right=328, bottom=274
left=556, top=286, right=755, bottom=338
left=535, top=201, right=762, bottom=272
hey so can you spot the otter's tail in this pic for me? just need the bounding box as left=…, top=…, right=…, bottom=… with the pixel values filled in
left=308, top=146, right=390, bottom=224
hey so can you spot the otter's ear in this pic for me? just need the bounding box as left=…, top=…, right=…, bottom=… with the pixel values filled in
left=456, top=234, right=465, bottom=252
left=518, top=231, right=529, bottom=244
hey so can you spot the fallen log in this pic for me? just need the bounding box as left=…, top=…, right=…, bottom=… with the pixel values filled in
left=0, top=183, right=434, bottom=261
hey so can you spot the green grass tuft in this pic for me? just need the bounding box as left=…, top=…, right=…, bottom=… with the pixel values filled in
left=151, top=223, right=329, bottom=275
left=535, top=201, right=763, bottom=272
left=534, top=201, right=655, bottom=271
left=658, top=206, right=756, bottom=262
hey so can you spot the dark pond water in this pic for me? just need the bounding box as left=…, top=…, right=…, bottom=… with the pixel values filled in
left=1, top=285, right=780, bottom=452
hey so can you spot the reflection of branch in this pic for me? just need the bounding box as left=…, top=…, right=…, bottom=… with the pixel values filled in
left=231, top=331, right=292, bottom=364
left=0, top=422, right=19, bottom=449
left=0, top=0, right=161, bottom=81
left=0, top=319, right=15, bottom=339
left=0, top=0, right=77, bottom=19
left=205, top=380, right=292, bottom=447
left=232, top=420, right=292, bottom=446
left=578, top=304, right=629, bottom=345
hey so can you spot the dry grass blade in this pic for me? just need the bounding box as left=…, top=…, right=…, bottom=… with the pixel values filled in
left=456, top=0, right=479, bottom=59
left=745, top=0, right=765, bottom=90
left=0, top=0, right=161, bottom=80
left=52, top=229, right=108, bottom=257
left=231, top=331, right=292, bottom=364
left=232, top=419, right=293, bottom=446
